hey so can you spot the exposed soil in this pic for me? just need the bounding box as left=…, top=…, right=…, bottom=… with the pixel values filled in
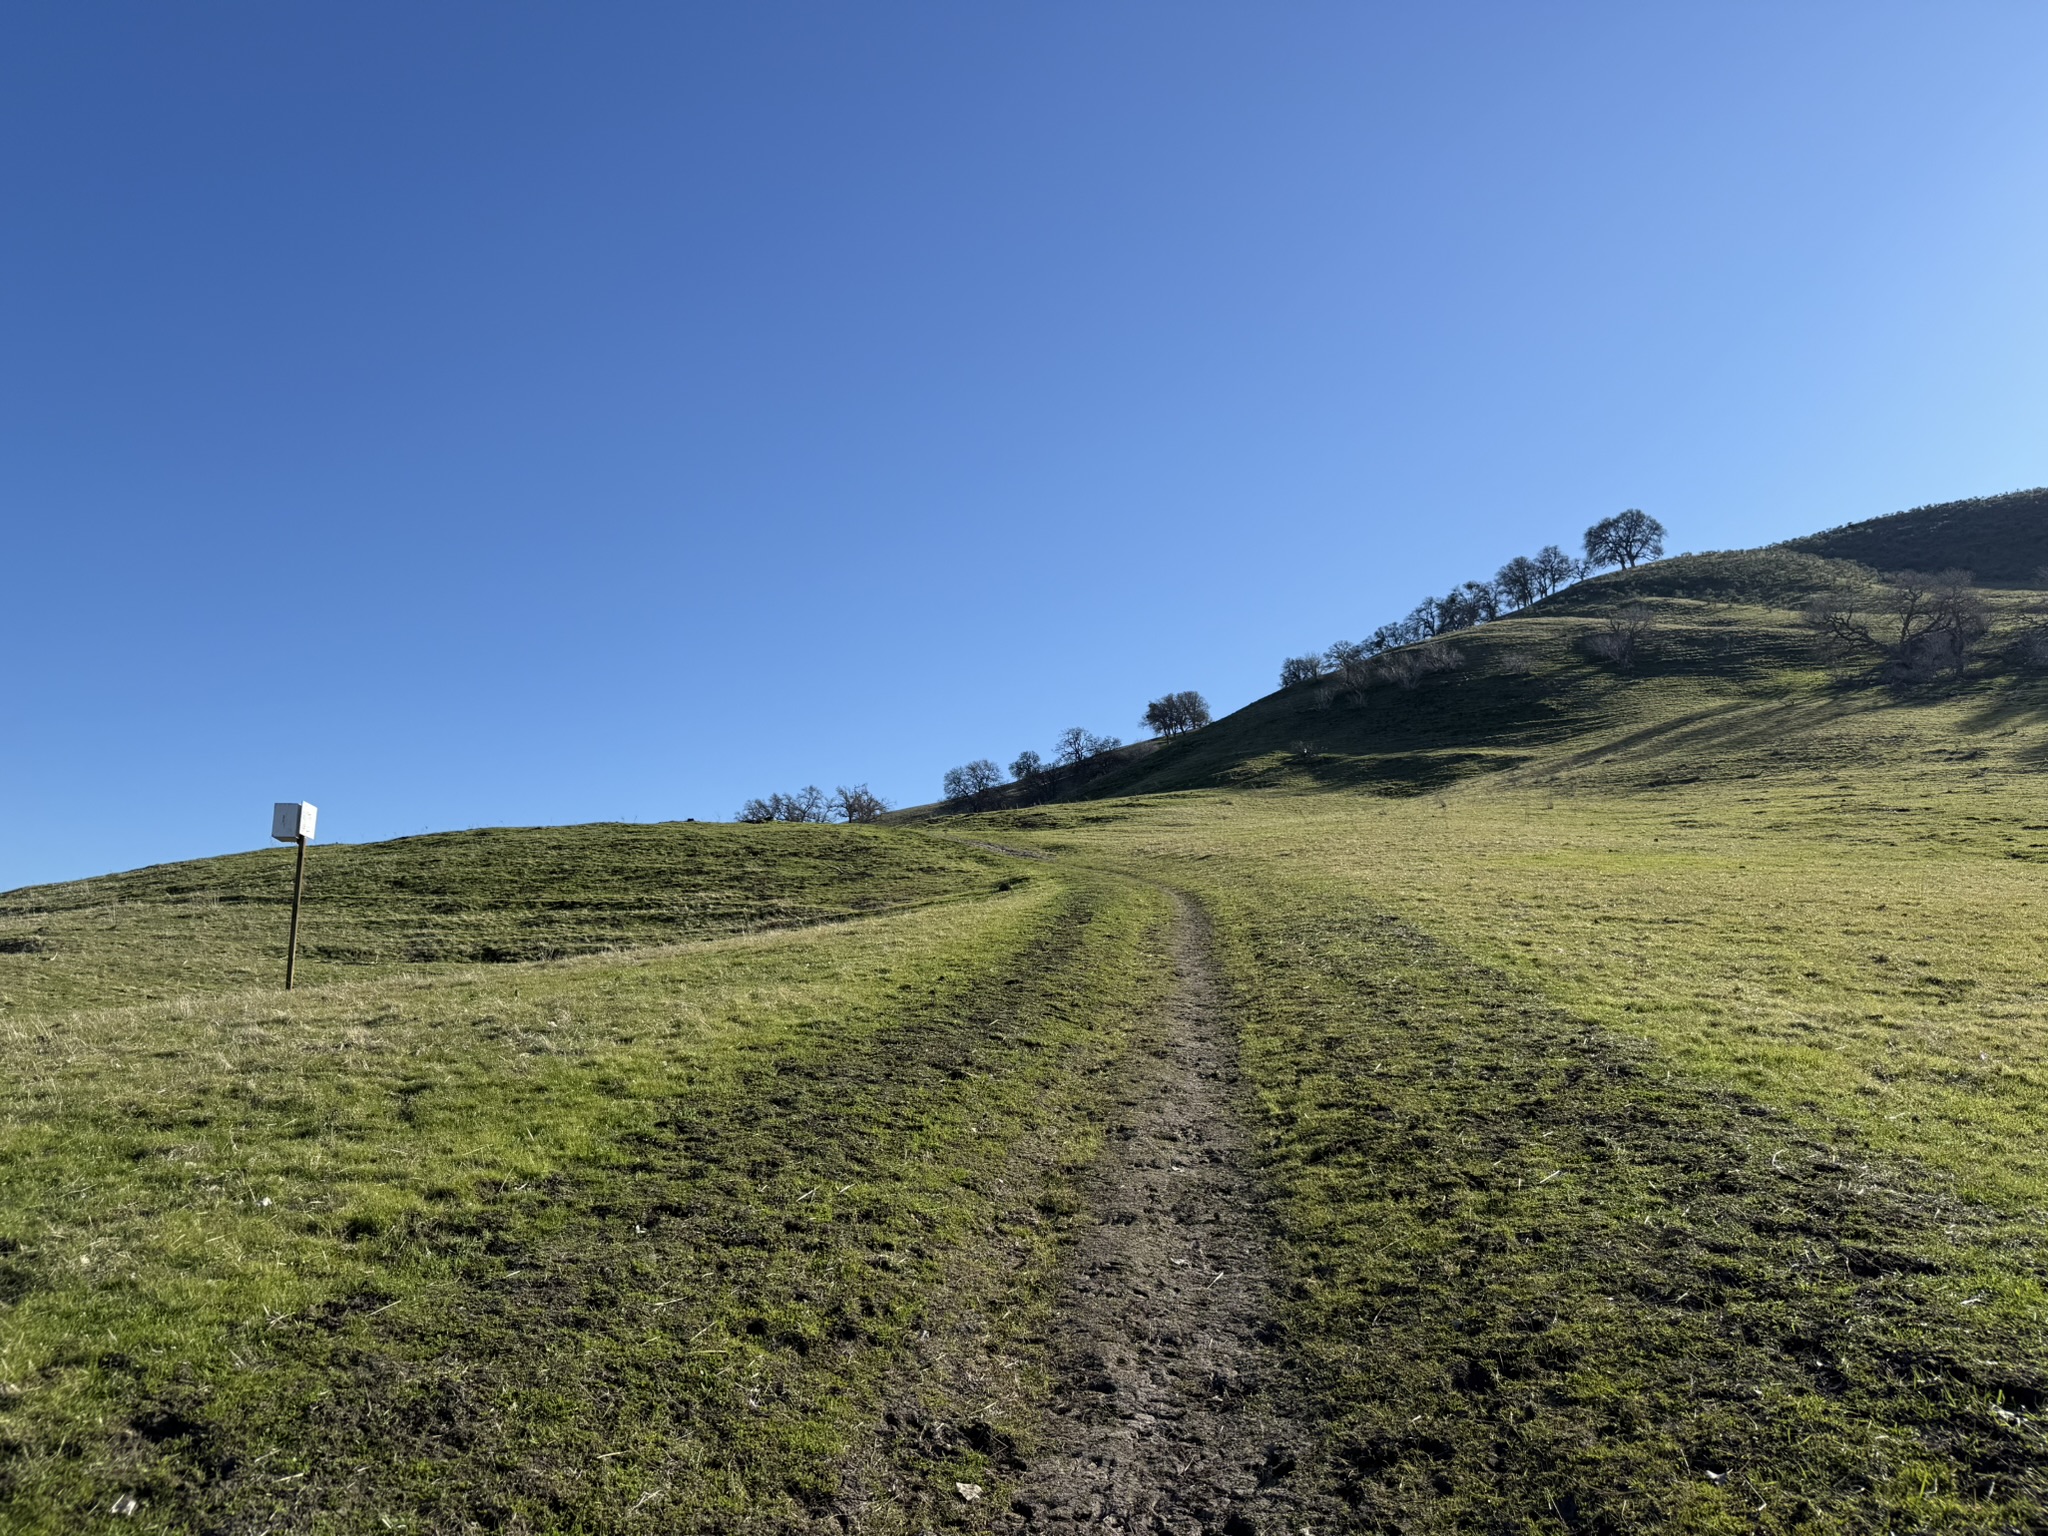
left=1004, top=899, right=1324, bottom=1536
left=163, top=890, right=1150, bottom=1536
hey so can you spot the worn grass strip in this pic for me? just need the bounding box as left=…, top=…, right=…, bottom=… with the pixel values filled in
left=0, top=870, right=1176, bottom=1534
left=1189, top=877, right=2048, bottom=1533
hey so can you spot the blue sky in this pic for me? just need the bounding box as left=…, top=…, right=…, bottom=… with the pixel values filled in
left=6, top=3, right=2047, bottom=887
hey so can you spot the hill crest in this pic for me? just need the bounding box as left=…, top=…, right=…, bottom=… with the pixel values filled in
left=1779, top=486, right=2048, bottom=586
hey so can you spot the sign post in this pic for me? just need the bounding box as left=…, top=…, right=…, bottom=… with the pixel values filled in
left=271, top=802, right=318, bottom=990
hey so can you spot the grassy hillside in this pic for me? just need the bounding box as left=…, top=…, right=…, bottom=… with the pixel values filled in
left=1781, top=486, right=2048, bottom=586
left=1053, top=549, right=2047, bottom=804
left=7, top=520, right=2048, bottom=1532
left=0, top=821, right=1013, bottom=1015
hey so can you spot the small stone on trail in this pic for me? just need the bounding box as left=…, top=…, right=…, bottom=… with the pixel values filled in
left=956, top=1482, right=985, bottom=1502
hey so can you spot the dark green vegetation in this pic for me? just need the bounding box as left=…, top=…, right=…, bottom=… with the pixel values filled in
left=7, top=490, right=2048, bottom=1532
left=1784, top=486, right=2048, bottom=586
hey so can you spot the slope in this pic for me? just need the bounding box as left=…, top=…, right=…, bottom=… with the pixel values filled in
left=1050, top=546, right=2047, bottom=805
left=10, top=511, right=2048, bottom=1533
left=1781, top=486, right=2048, bottom=586
left=0, top=820, right=1015, bottom=1016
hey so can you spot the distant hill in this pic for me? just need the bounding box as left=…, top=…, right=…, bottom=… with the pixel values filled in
left=1780, top=487, right=2048, bottom=586
left=959, top=526, right=2048, bottom=811
left=892, top=487, right=2048, bottom=819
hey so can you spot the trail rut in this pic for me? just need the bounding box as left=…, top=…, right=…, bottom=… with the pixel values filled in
left=1007, top=897, right=1321, bottom=1536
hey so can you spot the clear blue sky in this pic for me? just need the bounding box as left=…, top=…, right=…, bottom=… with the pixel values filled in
left=6, top=4, right=2047, bottom=887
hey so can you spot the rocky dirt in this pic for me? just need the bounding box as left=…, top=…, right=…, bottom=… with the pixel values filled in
left=1004, top=898, right=1324, bottom=1536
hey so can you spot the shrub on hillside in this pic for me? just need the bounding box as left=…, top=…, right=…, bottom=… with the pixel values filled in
left=2010, top=626, right=2048, bottom=670
left=1803, top=569, right=1987, bottom=684
left=1582, top=604, right=1658, bottom=669
left=1353, top=639, right=1466, bottom=692
left=1376, top=651, right=1424, bottom=689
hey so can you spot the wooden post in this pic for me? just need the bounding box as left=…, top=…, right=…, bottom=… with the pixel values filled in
left=285, top=833, right=307, bottom=990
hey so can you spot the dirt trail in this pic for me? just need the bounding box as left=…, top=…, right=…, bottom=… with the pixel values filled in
left=1007, top=897, right=1321, bottom=1536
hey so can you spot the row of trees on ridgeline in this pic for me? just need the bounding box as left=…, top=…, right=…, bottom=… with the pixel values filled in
left=736, top=784, right=889, bottom=823
left=947, top=724, right=1121, bottom=807
left=1279, top=510, right=1665, bottom=687
left=741, top=698, right=1203, bottom=826
left=943, top=691, right=1213, bottom=807
left=743, top=513, right=1668, bottom=824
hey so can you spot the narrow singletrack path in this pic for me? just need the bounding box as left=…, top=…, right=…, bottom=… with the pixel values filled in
left=1008, top=896, right=1319, bottom=1536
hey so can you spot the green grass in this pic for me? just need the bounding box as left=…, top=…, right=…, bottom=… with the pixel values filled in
left=0, top=821, right=1014, bottom=1014
left=977, top=772, right=2048, bottom=1529
left=9, top=552, right=2048, bottom=1530
left=0, top=832, right=1176, bottom=1532
left=956, top=593, right=2048, bottom=1529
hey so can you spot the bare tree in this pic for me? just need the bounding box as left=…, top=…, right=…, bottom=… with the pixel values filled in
left=1495, top=555, right=1541, bottom=611
left=942, top=759, right=1004, bottom=804
left=1584, top=509, right=1666, bottom=572
left=736, top=786, right=831, bottom=822
left=831, top=784, right=889, bottom=823
left=1393, top=581, right=1497, bottom=643
left=1009, top=749, right=1045, bottom=782
left=1279, top=654, right=1325, bottom=687
left=1531, top=544, right=1578, bottom=597
left=1371, top=639, right=1465, bottom=690
left=1143, top=690, right=1212, bottom=736
left=1804, top=569, right=1987, bottom=683
left=1444, top=581, right=1499, bottom=628
left=1054, top=727, right=1121, bottom=766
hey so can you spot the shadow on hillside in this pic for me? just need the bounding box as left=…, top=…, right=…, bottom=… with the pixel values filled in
left=1954, top=676, right=2048, bottom=764
left=1783, top=486, right=2048, bottom=587
left=1513, top=689, right=1900, bottom=784
left=1247, top=749, right=1534, bottom=797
